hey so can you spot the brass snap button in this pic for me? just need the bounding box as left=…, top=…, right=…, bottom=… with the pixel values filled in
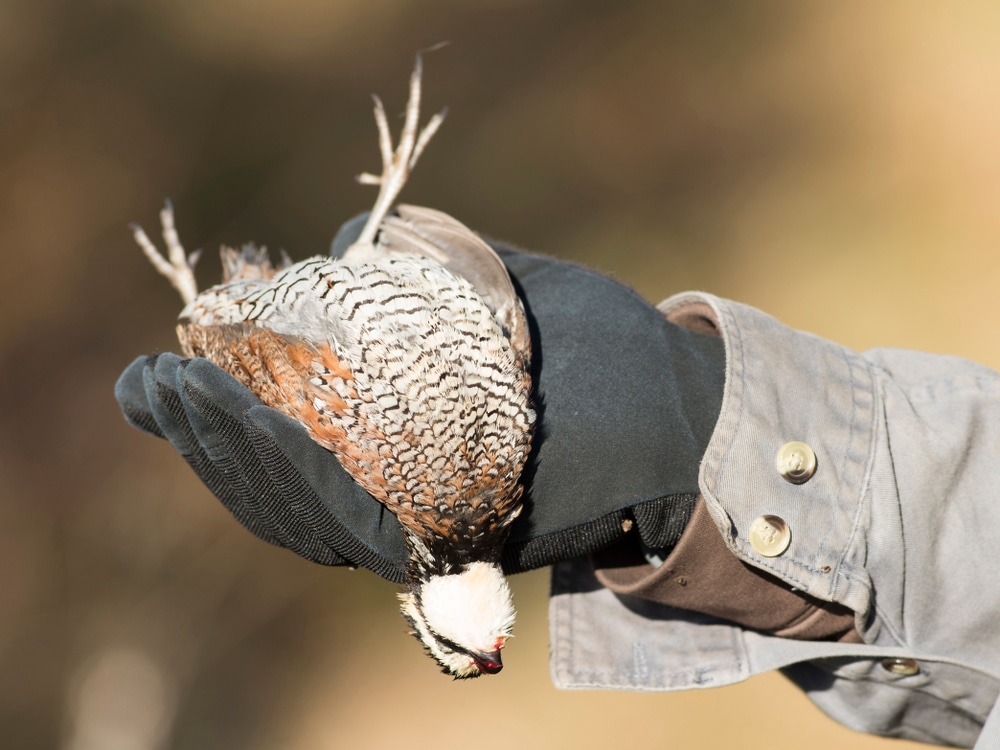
left=881, top=657, right=920, bottom=676
left=748, top=515, right=791, bottom=557
left=776, top=441, right=817, bottom=484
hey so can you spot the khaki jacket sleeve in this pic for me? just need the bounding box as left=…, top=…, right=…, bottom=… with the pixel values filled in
left=550, top=292, right=1000, bottom=749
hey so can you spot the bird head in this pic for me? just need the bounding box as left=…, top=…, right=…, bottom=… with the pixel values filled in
left=399, top=561, right=515, bottom=678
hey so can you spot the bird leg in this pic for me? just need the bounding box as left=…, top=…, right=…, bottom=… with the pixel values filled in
left=348, top=54, right=448, bottom=255
left=131, top=200, right=201, bottom=306
left=133, top=57, right=445, bottom=295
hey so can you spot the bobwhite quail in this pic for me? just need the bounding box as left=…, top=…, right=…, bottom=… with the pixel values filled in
left=133, top=57, right=535, bottom=677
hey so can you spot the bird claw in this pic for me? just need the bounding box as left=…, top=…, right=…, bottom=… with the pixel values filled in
left=135, top=57, right=446, bottom=298
left=349, top=54, right=447, bottom=252
left=132, top=200, right=200, bottom=305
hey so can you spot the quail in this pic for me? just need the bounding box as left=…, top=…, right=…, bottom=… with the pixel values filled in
left=132, top=57, right=536, bottom=678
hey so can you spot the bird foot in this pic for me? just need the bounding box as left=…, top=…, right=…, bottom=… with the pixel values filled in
left=348, top=54, right=447, bottom=254
left=131, top=200, right=201, bottom=306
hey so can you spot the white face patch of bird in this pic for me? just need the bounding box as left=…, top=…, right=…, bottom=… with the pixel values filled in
left=399, top=562, right=514, bottom=678
left=132, top=56, right=536, bottom=678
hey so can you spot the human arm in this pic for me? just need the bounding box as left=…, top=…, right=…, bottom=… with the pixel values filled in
left=550, top=291, right=1000, bottom=748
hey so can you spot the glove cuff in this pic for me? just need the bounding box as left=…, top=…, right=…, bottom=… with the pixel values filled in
left=501, top=492, right=698, bottom=574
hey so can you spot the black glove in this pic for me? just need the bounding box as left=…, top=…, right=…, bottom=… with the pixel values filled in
left=117, top=351, right=411, bottom=579
left=116, top=217, right=725, bottom=584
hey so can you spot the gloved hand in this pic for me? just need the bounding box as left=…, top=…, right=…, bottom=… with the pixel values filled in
left=115, top=215, right=726, bottom=584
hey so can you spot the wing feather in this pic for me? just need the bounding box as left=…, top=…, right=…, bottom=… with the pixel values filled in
left=375, top=205, right=531, bottom=370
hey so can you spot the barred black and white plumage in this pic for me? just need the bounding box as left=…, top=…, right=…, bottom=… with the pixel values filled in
left=134, top=58, right=535, bottom=678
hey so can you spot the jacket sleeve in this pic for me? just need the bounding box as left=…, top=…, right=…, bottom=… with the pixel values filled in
left=549, top=292, right=1000, bottom=749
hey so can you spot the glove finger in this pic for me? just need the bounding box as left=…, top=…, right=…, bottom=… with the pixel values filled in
left=245, top=405, right=408, bottom=584
left=178, top=358, right=349, bottom=566
left=142, top=354, right=283, bottom=547
left=143, top=352, right=215, bottom=458
left=114, top=355, right=166, bottom=438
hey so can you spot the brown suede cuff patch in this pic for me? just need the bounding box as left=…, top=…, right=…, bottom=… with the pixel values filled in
left=593, top=497, right=861, bottom=643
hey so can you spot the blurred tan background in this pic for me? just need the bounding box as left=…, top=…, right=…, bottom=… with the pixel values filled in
left=2, top=1, right=998, bottom=748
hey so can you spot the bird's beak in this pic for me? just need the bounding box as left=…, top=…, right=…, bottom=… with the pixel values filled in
left=471, top=650, right=503, bottom=675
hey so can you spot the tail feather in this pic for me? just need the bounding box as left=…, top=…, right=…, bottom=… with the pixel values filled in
left=220, top=244, right=292, bottom=284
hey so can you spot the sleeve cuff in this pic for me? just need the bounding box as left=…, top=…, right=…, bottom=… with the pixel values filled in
left=593, top=496, right=860, bottom=642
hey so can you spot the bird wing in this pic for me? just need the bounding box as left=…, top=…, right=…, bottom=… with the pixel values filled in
left=375, top=204, right=531, bottom=370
